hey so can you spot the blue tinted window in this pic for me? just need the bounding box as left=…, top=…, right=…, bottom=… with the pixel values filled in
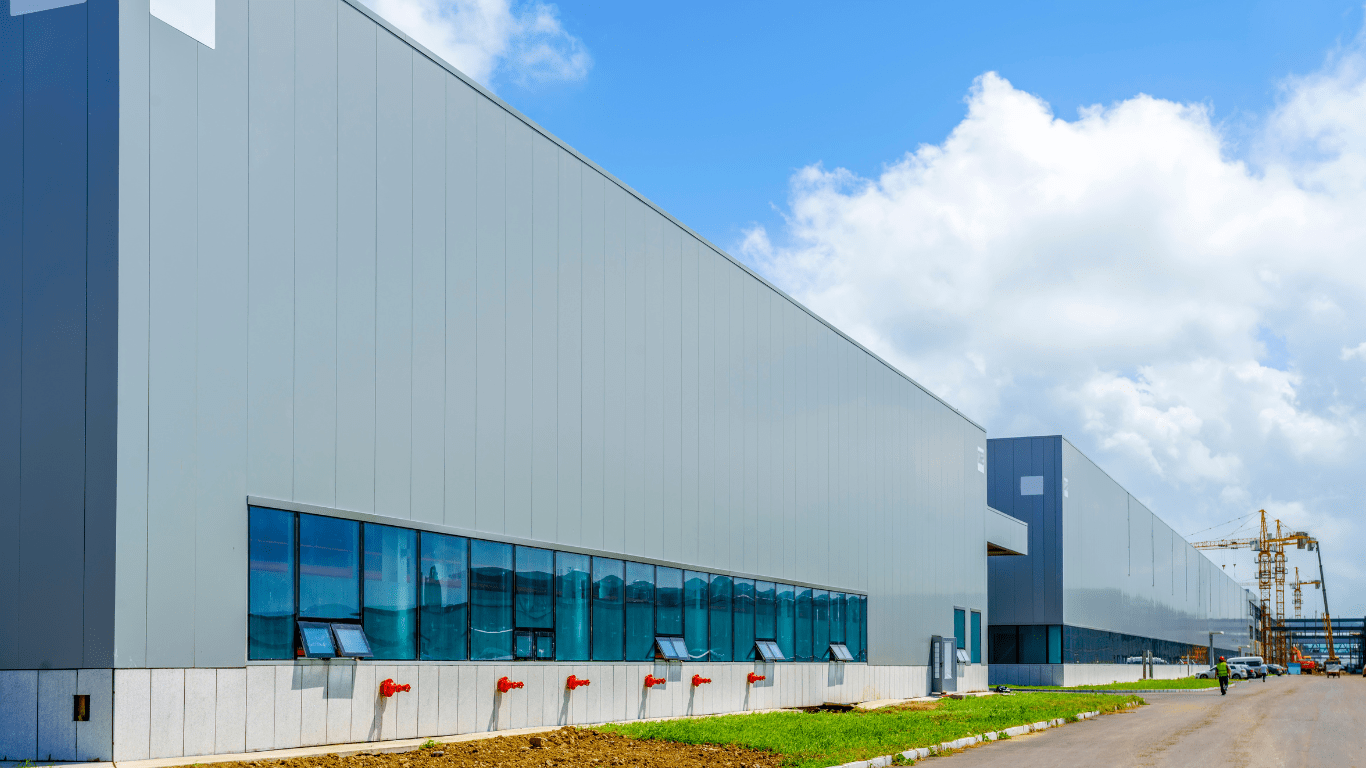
left=419, top=532, right=468, bottom=660
left=248, top=507, right=295, bottom=660
left=709, top=574, right=733, bottom=662
left=795, top=587, right=813, bottom=661
left=516, top=546, right=554, bottom=629
left=656, top=566, right=683, bottom=636
left=813, top=590, right=830, bottom=657
left=859, top=595, right=868, bottom=661
left=1019, top=625, right=1047, bottom=664
left=831, top=593, right=846, bottom=644
left=555, top=552, right=591, bottom=661
left=733, top=578, right=755, bottom=660
left=776, top=584, right=795, bottom=660
left=683, top=570, right=709, bottom=661
left=844, top=594, right=862, bottom=661
left=298, top=514, right=360, bottom=620
left=970, top=611, right=981, bottom=664
left=363, top=524, right=418, bottom=659
left=1048, top=624, right=1062, bottom=664
left=470, top=540, right=513, bottom=660
left=625, top=562, right=655, bottom=661
left=954, top=609, right=966, bottom=650
left=755, top=581, right=775, bottom=641
left=592, top=558, right=625, bottom=660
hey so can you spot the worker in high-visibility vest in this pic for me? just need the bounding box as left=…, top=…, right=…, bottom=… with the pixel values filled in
left=1216, top=657, right=1230, bottom=695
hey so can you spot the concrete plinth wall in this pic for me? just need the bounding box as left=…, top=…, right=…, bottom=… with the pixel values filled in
left=98, top=662, right=953, bottom=762
left=988, top=663, right=1199, bottom=687
left=0, top=669, right=114, bottom=763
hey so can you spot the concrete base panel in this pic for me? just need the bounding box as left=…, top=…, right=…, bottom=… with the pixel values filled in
left=0, top=669, right=114, bottom=763
left=988, top=663, right=1201, bottom=687
left=92, top=662, right=954, bottom=761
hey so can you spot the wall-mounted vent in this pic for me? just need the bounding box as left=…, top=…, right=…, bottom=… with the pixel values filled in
left=1020, top=476, right=1044, bottom=496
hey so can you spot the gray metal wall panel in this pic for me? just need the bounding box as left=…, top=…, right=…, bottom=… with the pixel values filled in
left=474, top=96, right=506, bottom=532
left=246, top=0, right=296, bottom=502
left=530, top=134, right=558, bottom=542
left=443, top=76, right=477, bottom=529
left=621, top=197, right=645, bottom=557
left=411, top=55, right=447, bottom=525
left=84, top=0, right=120, bottom=670
left=10, top=0, right=117, bottom=670
left=742, top=280, right=760, bottom=577
left=557, top=151, right=584, bottom=547
left=0, top=3, right=21, bottom=668
left=602, top=183, right=627, bottom=555
left=580, top=169, right=607, bottom=551
left=116, top=0, right=152, bottom=669
left=374, top=31, right=414, bottom=519
left=503, top=119, right=534, bottom=539
left=193, top=0, right=250, bottom=668
left=726, top=263, right=744, bottom=571
left=661, top=224, right=682, bottom=564
left=641, top=211, right=664, bottom=560
left=678, top=237, right=700, bottom=566
left=335, top=6, right=377, bottom=514
left=695, top=246, right=717, bottom=570
left=292, top=0, right=339, bottom=509
left=145, top=21, right=199, bottom=669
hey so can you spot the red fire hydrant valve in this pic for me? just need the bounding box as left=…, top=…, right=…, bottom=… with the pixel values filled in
left=566, top=675, right=591, bottom=690
left=747, top=673, right=766, bottom=684
left=644, top=674, right=666, bottom=688
left=379, top=679, right=411, bottom=698
left=497, top=676, right=525, bottom=693
left=692, top=675, right=712, bottom=687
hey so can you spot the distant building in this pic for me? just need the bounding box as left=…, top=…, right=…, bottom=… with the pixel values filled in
left=986, top=436, right=1253, bottom=686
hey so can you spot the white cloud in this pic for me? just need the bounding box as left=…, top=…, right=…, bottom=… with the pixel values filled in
left=744, top=42, right=1366, bottom=612
left=362, top=0, right=590, bottom=88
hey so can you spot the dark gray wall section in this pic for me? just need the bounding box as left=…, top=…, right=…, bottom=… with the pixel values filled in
left=0, top=0, right=118, bottom=670
left=986, top=436, right=1063, bottom=625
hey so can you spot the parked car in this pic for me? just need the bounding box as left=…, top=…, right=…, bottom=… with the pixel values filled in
left=1265, top=663, right=1286, bottom=676
left=1228, top=656, right=1267, bottom=679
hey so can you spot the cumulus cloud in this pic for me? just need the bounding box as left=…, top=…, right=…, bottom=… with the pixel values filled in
left=362, top=0, right=590, bottom=88
left=743, top=44, right=1366, bottom=611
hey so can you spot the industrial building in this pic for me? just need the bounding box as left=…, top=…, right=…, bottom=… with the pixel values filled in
left=1, top=0, right=1029, bottom=762
left=986, top=436, right=1256, bottom=687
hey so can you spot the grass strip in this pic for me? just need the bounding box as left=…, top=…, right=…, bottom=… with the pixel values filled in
left=1014, top=677, right=1219, bottom=691
left=599, top=692, right=1141, bottom=768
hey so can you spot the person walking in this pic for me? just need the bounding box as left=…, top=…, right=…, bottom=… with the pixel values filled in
left=1216, top=656, right=1230, bottom=695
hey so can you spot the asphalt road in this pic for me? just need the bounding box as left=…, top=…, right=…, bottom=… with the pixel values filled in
left=933, top=674, right=1366, bottom=767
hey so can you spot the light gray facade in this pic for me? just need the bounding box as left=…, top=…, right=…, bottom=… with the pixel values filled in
left=2, top=0, right=1002, bottom=761
left=987, top=436, right=1253, bottom=682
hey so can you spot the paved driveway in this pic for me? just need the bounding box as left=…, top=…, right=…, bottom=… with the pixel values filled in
left=933, top=675, right=1366, bottom=767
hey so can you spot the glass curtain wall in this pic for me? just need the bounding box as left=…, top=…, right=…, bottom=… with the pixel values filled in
left=419, top=532, right=468, bottom=660
left=363, top=524, right=418, bottom=659
left=248, top=507, right=295, bottom=659
left=248, top=508, right=868, bottom=664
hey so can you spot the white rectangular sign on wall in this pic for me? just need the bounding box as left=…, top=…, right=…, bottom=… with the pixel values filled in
left=151, top=0, right=215, bottom=48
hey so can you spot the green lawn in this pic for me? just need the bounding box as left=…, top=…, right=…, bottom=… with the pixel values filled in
left=1015, top=677, right=1220, bottom=691
left=599, top=693, right=1141, bottom=768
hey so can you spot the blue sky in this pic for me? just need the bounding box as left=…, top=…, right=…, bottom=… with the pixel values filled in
left=498, top=0, right=1364, bottom=253
left=372, top=0, right=1366, bottom=616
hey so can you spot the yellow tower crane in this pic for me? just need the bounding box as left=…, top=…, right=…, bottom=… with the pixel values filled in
left=1192, top=510, right=1315, bottom=666
left=1290, top=567, right=1321, bottom=620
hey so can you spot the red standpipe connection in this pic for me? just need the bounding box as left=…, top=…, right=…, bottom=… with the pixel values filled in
left=379, top=679, right=411, bottom=698
left=497, top=676, right=525, bottom=693
left=691, top=675, right=712, bottom=687
left=747, top=673, right=766, bottom=684
left=566, top=675, right=591, bottom=690
left=643, top=675, right=666, bottom=688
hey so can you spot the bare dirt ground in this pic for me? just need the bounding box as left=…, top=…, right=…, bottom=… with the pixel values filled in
left=194, top=727, right=781, bottom=768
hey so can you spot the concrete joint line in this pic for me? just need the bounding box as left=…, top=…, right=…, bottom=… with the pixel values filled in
left=827, top=707, right=1119, bottom=768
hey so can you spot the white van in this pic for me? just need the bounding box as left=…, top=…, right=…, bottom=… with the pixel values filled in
left=1228, top=656, right=1266, bottom=679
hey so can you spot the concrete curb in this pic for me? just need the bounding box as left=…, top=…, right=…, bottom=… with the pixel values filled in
left=1014, top=687, right=1225, bottom=695
left=824, top=702, right=1138, bottom=767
